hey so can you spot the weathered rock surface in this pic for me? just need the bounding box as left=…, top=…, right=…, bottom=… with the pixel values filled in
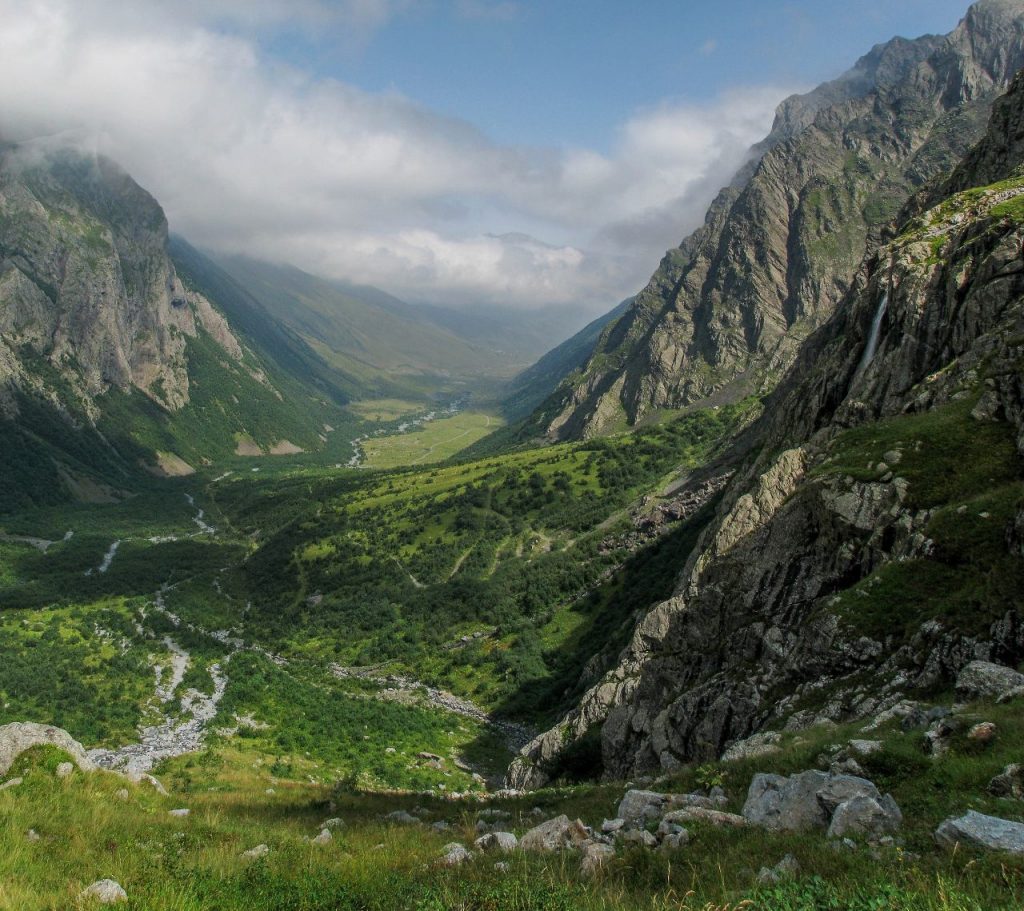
left=474, top=832, right=517, bottom=853
left=538, top=0, right=1024, bottom=443
left=79, top=880, right=128, bottom=904
left=0, top=722, right=95, bottom=776
left=989, top=764, right=1024, bottom=799
left=955, top=660, right=1024, bottom=700
left=439, top=843, right=472, bottom=866
left=935, top=810, right=1024, bottom=854
left=519, top=815, right=590, bottom=852
left=580, top=842, right=615, bottom=877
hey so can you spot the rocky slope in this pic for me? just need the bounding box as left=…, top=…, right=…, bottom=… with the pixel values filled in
left=508, top=65, right=1024, bottom=789
left=537, top=0, right=1024, bottom=441
left=0, top=146, right=355, bottom=504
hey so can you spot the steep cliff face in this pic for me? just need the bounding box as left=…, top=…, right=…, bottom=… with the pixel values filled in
left=509, top=68, right=1024, bottom=790
left=539, top=0, right=1024, bottom=442
left=0, top=146, right=245, bottom=418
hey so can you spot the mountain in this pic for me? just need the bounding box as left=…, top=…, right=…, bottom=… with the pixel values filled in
left=508, top=62, right=1024, bottom=788
left=536, top=0, right=1024, bottom=441
left=500, top=298, right=632, bottom=422
left=212, top=257, right=544, bottom=401
left=0, top=146, right=353, bottom=508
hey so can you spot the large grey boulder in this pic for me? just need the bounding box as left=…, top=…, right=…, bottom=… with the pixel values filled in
left=617, top=790, right=669, bottom=826
left=935, top=811, right=1024, bottom=854
left=955, top=661, right=1024, bottom=701
left=0, top=722, right=95, bottom=776
left=827, top=795, right=902, bottom=839
left=79, top=880, right=127, bottom=904
left=520, top=815, right=590, bottom=851
left=743, top=771, right=898, bottom=834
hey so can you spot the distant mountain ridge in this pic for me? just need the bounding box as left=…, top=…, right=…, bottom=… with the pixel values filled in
left=535, top=0, right=1024, bottom=441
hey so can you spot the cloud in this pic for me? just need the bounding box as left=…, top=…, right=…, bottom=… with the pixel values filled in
left=699, top=38, right=718, bottom=56
left=0, top=0, right=791, bottom=312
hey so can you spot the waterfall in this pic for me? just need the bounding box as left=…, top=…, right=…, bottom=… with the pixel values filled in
left=856, top=292, right=888, bottom=377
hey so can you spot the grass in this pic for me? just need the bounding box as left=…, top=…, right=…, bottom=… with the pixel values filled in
left=362, top=411, right=505, bottom=469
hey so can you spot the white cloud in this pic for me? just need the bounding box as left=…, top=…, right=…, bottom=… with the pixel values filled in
left=0, top=0, right=791, bottom=312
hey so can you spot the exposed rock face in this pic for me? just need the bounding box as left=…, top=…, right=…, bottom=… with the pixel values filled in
left=508, top=65, right=1024, bottom=789
left=955, top=660, right=1024, bottom=700
left=0, top=147, right=245, bottom=418
left=0, top=722, right=95, bottom=776
left=539, top=0, right=1024, bottom=441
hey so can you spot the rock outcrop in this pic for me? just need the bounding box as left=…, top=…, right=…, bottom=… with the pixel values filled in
left=538, top=0, right=1024, bottom=442
left=508, top=63, right=1024, bottom=789
left=0, top=722, right=95, bottom=776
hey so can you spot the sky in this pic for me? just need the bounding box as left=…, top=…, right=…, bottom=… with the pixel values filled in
left=0, top=0, right=972, bottom=318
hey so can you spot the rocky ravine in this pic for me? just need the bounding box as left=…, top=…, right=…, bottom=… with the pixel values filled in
left=537, top=0, right=1024, bottom=441
left=508, top=67, right=1024, bottom=788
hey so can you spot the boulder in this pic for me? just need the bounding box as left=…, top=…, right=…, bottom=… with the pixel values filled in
left=989, top=764, right=1024, bottom=800
left=385, top=810, right=419, bottom=825
left=168, top=808, right=190, bottom=818
left=321, top=817, right=344, bottom=830
left=439, top=843, right=472, bottom=867
left=742, top=771, right=897, bottom=833
left=127, top=772, right=168, bottom=795
left=935, top=811, right=1024, bottom=855
left=580, top=842, right=615, bottom=877
left=56, top=762, right=75, bottom=779
left=617, top=789, right=668, bottom=826
left=721, top=731, right=782, bottom=762
left=618, top=829, right=658, bottom=848
left=0, top=776, right=23, bottom=791
left=955, top=661, right=1024, bottom=701
left=79, top=880, right=127, bottom=904
left=311, top=829, right=332, bottom=845
left=601, top=818, right=626, bottom=833
left=474, top=832, right=517, bottom=853
left=242, top=844, right=270, bottom=859
left=967, top=722, right=997, bottom=743
left=520, top=815, right=590, bottom=851
left=0, top=722, right=95, bottom=776
left=826, top=795, right=902, bottom=839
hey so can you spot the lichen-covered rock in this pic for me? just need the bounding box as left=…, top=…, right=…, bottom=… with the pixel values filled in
left=935, top=810, right=1024, bottom=854
left=0, top=722, right=95, bottom=776
left=520, top=815, right=590, bottom=852
left=580, top=842, right=615, bottom=877
left=955, top=661, right=1024, bottom=701
left=474, top=832, right=517, bottom=853
left=827, top=795, right=903, bottom=839
left=988, top=764, right=1024, bottom=799
left=438, top=843, right=472, bottom=866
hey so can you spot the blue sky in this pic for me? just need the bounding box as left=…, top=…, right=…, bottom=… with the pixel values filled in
left=0, top=0, right=983, bottom=314
left=281, top=1, right=971, bottom=149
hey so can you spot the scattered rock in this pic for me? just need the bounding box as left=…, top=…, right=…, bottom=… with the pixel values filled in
left=56, top=762, right=75, bottom=779
left=580, top=842, right=615, bottom=877
left=385, top=810, right=419, bottom=825
left=617, top=789, right=669, bottom=826
left=967, top=722, right=997, bottom=743
left=662, top=807, right=746, bottom=829
left=827, top=795, right=902, bottom=840
left=935, top=811, right=1024, bottom=855
left=322, top=818, right=344, bottom=830
left=989, top=764, right=1024, bottom=800
left=601, top=818, right=626, bottom=834
left=955, top=661, right=1024, bottom=702
left=0, top=722, right=96, bottom=776
left=26, top=829, right=40, bottom=842
left=660, top=829, right=689, bottom=850
left=618, top=829, right=658, bottom=848
left=0, top=776, right=23, bottom=791
left=520, top=815, right=590, bottom=851
left=168, top=808, right=190, bottom=818
left=311, top=829, right=332, bottom=846
left=439, top=843, right=472, bottom=866
left=115, top=789, right=130, bottom=801
left=431, top=820, right=450, bottom=833
left=474, top=832, right=517, bottom=852
left=757, top=853, right=800, bottom=885
left=848, top=740, right=882, bottom=756
left=242, top=844, right=270, bottom=859
left=79, top=880, right=127, bottom=904
left=127, top=772, right=168, bottom=795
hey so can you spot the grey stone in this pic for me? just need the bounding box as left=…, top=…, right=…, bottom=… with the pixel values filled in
left=757, top=853, right=800, bottom=884
left=827, top=795, right=902, bottom=839
left=618, top=829, right=658, bottom=848
left=0, top=776, right=23, bottom=791
left=474, top=831, right=517, bottom=852
left=989, top=764, right=1024, bottom=799
left=79, top=880, right=127, bottom=904
left=242, top=844, right=270, bottom=859
left=616, top=789, right=668, bottom=825
left=311, top=829, right=332, bottom=845
left=935, top=811, right=1024, bottom=854
left=742, top=771, right=894, bottom=833
left=439, top=843, right=472, bottom=866
left=321, top=817, right=344, bottom=829
left=0, top=722, right=96, bottom=776
left=385, top=810, right=419, bottom=825
left=955, top=661, right=1024, bottom=701
left=580, top=842, right=615, bottom=877
left=520, top=815, right=590, bottom=851
left=601, top=817, right=626, bottom=833
left=168, top=808, right=190, bottom=818
left=56, top=762, right=75, bottom=779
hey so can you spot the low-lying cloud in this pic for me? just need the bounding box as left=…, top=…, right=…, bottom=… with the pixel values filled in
left=0, top=0, right=793, bottom=313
